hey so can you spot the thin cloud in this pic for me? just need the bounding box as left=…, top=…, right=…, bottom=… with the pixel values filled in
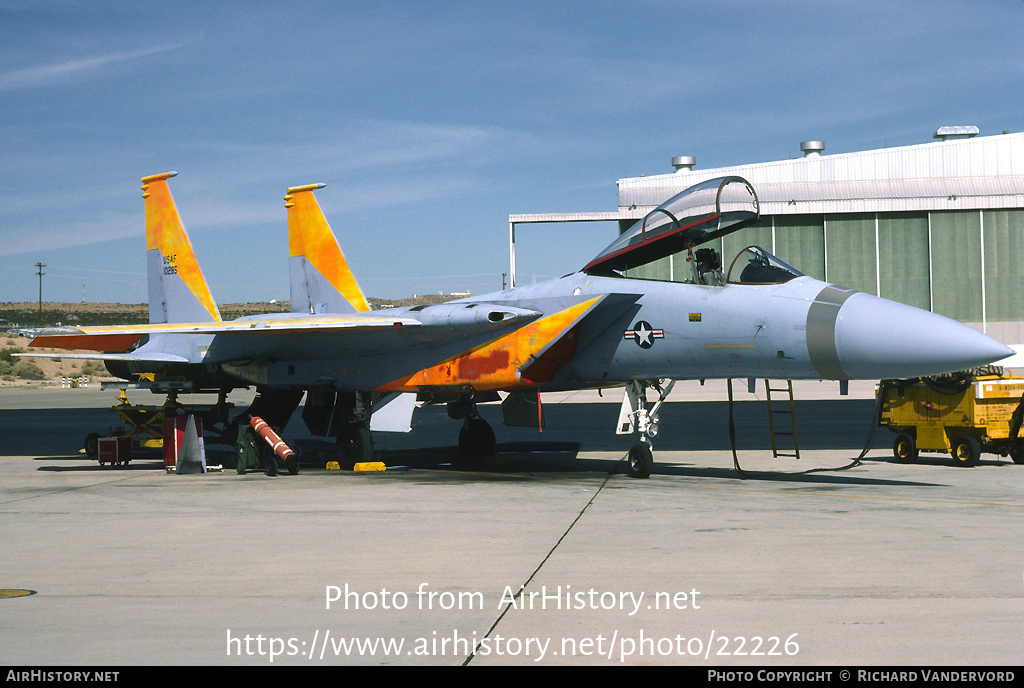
left=0, top=41, right=193, bottom=91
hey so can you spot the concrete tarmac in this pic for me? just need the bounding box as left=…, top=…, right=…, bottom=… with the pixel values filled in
left=0, top=382, right=1020, bottom=666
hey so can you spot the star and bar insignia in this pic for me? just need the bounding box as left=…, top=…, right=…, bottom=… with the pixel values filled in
left=624, top=320, right=664, bottom=349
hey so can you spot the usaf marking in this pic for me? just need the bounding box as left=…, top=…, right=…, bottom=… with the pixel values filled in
left=624, top=321, right=664, bottom=349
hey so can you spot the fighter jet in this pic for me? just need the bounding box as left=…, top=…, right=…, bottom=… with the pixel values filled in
left=27, top=174, right=1014, bottom=477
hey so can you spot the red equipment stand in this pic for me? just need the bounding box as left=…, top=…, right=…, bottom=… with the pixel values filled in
left=162, top=415, right=203, bottom=468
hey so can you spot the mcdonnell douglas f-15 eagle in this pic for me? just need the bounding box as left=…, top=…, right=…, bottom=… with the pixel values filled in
left=25, top=173, right=1014, bottom=477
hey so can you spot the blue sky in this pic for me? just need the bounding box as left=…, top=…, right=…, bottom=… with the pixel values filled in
left=1, top=0, right=1021, bottom=305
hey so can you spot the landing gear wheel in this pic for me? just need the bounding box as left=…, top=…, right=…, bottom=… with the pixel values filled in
left=84, top=432, right=100, bottom=460
left=627, top=443, right=653, bottom=479
left=458, top=417, right=495, bottom=459
left=337, top=425, right=373, bottom=469
left=892, top=433, right=918, bottom=463
left=951, top=435, right=981, bottom=467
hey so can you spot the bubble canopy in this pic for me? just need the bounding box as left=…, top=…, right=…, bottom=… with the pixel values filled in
left=584, top=176, right=759, bottom=273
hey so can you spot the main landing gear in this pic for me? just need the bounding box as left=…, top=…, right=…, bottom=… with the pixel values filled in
left=329, top=391, right=498, bottom=468
left=618, top=379, right=675, bottom=478
left=333, top=392, right=374, bottom=469
left=450, top=395, right=496, bottom=461
left=337, top=423, right=373, bottom=468
left=459, top=416, right=496, bottom=459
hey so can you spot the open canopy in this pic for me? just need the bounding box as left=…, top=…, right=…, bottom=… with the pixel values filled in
left=584, top=176, right=759, bottom=273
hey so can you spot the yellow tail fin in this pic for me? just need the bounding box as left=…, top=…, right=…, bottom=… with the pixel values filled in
left=286, top=183, right=370, bottom=314
left=142, top=172, right=221, bottom=323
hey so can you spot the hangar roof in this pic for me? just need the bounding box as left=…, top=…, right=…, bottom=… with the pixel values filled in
left=617, top=131, right=1024, bottom=218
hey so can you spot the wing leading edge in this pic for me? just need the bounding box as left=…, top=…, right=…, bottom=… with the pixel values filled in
left=376, top=296, right=607, bottom=393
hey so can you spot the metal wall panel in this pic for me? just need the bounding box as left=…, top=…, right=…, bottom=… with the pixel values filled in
left=930, top=211, right=984, bottom=322
left=825, top=214, right=878, bottom=296
left=982, top=209, right=1024, bottom=322
left=773, top=216, right=825, bottom=282
left=878, top=213, right=930, bottom=312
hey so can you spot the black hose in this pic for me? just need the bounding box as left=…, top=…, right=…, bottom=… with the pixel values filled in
left=728, top=379, right=877, bottom=478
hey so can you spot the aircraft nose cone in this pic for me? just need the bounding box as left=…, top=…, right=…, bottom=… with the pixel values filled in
left=832, top=292, right=1014, bottom=380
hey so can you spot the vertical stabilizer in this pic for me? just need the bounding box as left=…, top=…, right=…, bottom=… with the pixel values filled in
left=142, top=172, right=221, bottom=324
left=285, top=183, right=370, bottom=314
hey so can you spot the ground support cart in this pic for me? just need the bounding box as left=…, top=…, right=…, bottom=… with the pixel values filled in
left=83, top=389, right=235, bottom=461
left=878, top=370, right=1024, bottom=467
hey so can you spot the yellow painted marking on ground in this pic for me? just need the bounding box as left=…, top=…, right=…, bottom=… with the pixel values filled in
left=0, top=589, right=36, bottom=599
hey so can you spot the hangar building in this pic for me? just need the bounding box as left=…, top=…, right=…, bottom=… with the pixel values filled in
left=511, top=128, right=1024, bottom=353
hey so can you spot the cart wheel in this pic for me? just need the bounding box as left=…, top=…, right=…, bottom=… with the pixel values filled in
left=951, top=436, right=981, bottom=467
left=893, top=434, right=918, bottom=463
left=84, top=433, right=100, bottom=459
left=1010, top=439, right=1024, bottom=465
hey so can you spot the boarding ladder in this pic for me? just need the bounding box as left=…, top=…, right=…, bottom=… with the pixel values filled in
left=765, top=379, right=800, bottom=460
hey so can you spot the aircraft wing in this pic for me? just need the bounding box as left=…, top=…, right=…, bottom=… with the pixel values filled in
left=26, top=295, right=619, bottom=393
left=15, top=350, right=191, bottom=363
left=584, top=176, right=759, bottom=273
left=26, top=314, right=425, bottom=353
left=26, top=304, right=545, bottom=360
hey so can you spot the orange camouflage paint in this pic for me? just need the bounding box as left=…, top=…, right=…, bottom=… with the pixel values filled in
left=377, top=297, right=601, bottom=393
left=29, top=333, right=143, bottom=353
left=141, top=173, right=221, bottom=322
left=286, top=185, right=371, bottom=313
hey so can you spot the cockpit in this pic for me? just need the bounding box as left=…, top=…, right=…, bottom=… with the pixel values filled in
left=727, top=246, right=804, bottom=285
left=683, top=245, right=803, bottom=287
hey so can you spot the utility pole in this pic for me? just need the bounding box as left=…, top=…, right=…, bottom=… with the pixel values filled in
left=35, top=262, right=45, bottom=327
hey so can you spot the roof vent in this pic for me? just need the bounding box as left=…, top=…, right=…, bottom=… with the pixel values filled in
left=934, top=126, right=979, bottom=141
left=800, top=141, right=825, bottom=158
left=671, top=155, right=696, bottom=173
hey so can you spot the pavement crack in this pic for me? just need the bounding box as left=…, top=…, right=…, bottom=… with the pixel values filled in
left=461, top=454, right=626, bottom=665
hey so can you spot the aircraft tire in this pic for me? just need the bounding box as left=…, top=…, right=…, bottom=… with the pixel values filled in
left=459, top=418, right=495, bottom=458
left=951, top=435, right=981, bottom=467
left=892, top=434, right=918, bottom=463
left=627, top=443, right=653, bottom=479
left=338, top=425, right=373, bottom=468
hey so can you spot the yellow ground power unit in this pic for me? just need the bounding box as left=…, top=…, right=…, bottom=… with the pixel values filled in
left=879, top=369, right=1024, bottom=467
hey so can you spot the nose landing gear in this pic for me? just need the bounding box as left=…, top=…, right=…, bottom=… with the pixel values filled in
left=618, top=379, right=675, bottom=478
